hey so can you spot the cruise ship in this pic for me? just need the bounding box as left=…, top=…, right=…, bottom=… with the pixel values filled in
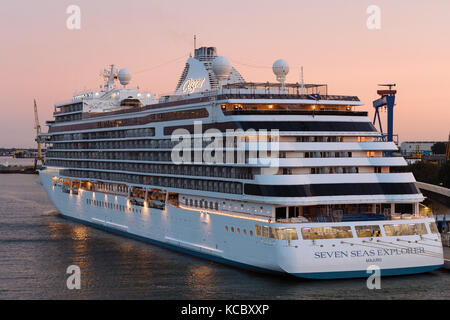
left=39, top=46, right=443, bottom=279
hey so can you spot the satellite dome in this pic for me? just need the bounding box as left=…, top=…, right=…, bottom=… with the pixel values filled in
left=118, top=68, right=131, bottom=86
left=272, top=59, right=289, bottom=78
left=212, top=56, right=232, bottom=81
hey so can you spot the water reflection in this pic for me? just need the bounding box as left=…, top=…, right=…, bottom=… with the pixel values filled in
left=186, top=265, right=216, bottom=299
left=0, top=174, right=449, bottom=299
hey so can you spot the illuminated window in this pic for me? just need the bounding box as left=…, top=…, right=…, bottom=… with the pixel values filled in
left=255, top=225, right=262, bottom=236
left=355, top=225, right=382, bottom=237
left=282, top=228, right=299, bottom=240
left=231, top=227, right=234, bottom=232
left=243, top=229, right=247, bottom=235
left=384, top=223, right=427, bottom=236
left=429, top=222, right=439, bottom=234
left=301, top=226, right=353, bottom=240
left=269, top=227, right=278, bottom=239
left=225, top=226, right=228, bottom=232
left=262, top=226, right=269, bottom=238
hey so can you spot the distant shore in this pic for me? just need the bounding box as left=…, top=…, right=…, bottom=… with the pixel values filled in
left=0, top=157, right=38, bottom=174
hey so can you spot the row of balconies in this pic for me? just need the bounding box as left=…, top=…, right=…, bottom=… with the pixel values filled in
left=61, top=169, right=243, bottom=194
left=49, top=128, right=155, bottom=142
left=46, top=150, right=252, bottom=164
left=48, top=159, right=255, bottom=179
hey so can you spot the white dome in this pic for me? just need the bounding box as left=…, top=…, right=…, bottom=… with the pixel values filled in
left=118, top=68, right=131, bottom=86
left=212, top=56, right=232, bottom=81
left=272, top=59, right=289, bottom=78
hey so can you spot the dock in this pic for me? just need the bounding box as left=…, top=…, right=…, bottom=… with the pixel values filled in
left=444, top=247, right=450, bottom=270
left=0, top=165, right=36, bottom=174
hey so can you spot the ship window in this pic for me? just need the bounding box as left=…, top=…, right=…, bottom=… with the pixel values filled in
left=281, top=228, right=299, bottom=240
left=225, top=226, right=228, bottom=232
left=231, top=227, right=234, bottom=232
left=194, top=200, right=198, bottom=207
left=429, top=222, right=439, bottom=234
left=262, top=226, right=269, bottom=238
left=355, top=225, right=382, bottom=237
left=237, top=228, right=240, bottom=234
left=269, top=227, right=276, bottom=239
left=383, top=223, right=427, bottom=236
left=301, top=227, right=353, bottom=239
left=255, top=225, right=262, bottom=236
left=243, top=229, right=247, bottom=235
left=215, top=202, right=218, bottom=210
left=250, top=230, right=253, bottom=236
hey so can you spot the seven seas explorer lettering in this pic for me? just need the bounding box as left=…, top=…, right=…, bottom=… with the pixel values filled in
left=314, top=247, right=425, bottom=259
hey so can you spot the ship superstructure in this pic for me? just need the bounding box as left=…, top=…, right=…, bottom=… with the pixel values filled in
left=39, top=47, right=443, bottom=279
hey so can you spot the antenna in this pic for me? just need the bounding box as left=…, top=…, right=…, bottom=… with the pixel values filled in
left=300, top=66, right=304, bottom=95
left=103, top=64, right=116, bottom=91
left=212, top=56, right=232, bottom=89
left=272, top=59, right=289, bottom=91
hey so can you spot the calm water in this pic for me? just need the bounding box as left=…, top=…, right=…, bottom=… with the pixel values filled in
left=0, top=174, right=448, bottom=299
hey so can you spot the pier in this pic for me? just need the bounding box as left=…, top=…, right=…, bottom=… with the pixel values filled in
left=0, top=155, right=39, bottom=174
left=0, top=165, right=36, bottom=174
left=444, top=247, right=450, bottom=270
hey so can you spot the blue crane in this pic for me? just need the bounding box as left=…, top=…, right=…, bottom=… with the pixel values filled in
left=372, top=84, right=397, bottom=144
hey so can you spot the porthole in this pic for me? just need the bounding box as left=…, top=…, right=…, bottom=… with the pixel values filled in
left=243, top=229, right=247, bottom=235
left=237, top=228, right=240, bottom=234
left=231, top=227, right=234, bottom=232
left=250, top=230, right=253, bottom=236
left=225, top=226, right=228, bottom=232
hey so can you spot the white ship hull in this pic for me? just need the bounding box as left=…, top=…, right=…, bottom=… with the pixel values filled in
left=40, top=169, right=443, bottom=279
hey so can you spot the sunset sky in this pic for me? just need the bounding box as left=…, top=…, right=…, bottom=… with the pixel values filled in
left=1, top=0, right=449, bottom=148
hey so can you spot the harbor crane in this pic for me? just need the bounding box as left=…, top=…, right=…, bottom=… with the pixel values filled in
left=446, top=132, right=450, bottom=162
left=33, top=99, right=44, bottom=170
left=372, top=84, right=397, bottom=144
left=372, top=84, right=397, bottom=156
